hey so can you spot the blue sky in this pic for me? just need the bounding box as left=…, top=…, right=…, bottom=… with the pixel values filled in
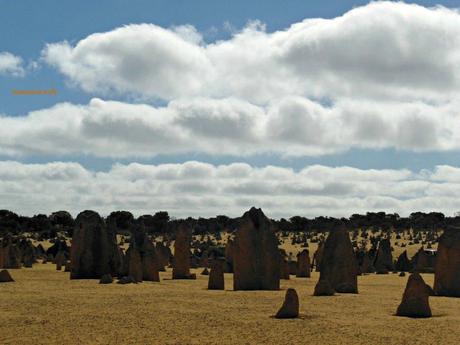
left=1, top=1, right=460, bottom=217
left=0, top=0, right=459, bottom=170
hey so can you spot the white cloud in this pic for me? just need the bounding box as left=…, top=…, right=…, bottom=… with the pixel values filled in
left=1, top=96, right=459, bottom=158
left=171, top=24, right=204, bottom=45
left=0, top=160, right=459, bottom=218
left=42, top=2, right=460, bottom=103
left=27, top=2, right=460, bottom=158
left=0, top=52, right=25, bottom=77
left=43, top=24, right=212, bottom=100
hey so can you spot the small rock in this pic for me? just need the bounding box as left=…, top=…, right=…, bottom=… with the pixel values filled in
left=99, top=274, right=113, bottom=284
left=0, top=270, right=14, bottom=283
left=117, top=276, right=137, bottom=284
left=275, top=288, right=299, bottom=319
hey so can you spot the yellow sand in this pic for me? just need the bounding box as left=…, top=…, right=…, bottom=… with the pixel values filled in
left=1, top=263, right=459, bottom=345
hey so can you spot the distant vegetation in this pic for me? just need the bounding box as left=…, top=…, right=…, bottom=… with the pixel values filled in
left=0, top=209, right=453, bottom=238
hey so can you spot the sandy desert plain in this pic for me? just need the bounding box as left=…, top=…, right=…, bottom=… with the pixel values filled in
left=1, top=233, right=458, bottom=345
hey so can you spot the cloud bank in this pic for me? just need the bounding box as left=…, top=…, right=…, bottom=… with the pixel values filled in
left=1, top=160, right=459, bottom=218
left=43, top=2, right=460, bottom=103
left=1, top=97, right=459, bottom=157
left=2, top=2, right=460, bottom=218
left=0, top=1, right=454, bottom=158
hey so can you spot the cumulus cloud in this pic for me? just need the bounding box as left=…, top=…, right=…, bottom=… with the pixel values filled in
left=24, top=2, right=460, bottom=158
left=1, top=96, right=459, bottom=157
left=43, top=24, right=212, bottom=100
left=0, top=160, right=459, bottom=218
left=0, top=52, right=25, bottom=77
left=42, top=2, right=460, bottom=103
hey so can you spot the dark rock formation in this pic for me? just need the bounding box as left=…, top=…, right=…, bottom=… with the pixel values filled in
left=117, top=276, right=137, bottom=284
left=396, top=273, right=432, bottom=318
left=233, top=207, right=280, bottom=291
left=155, top=242, right=171, bottom=272
left=224, top=239, right=235, bottom=273
left=64, top=261, right=71, bottom=272
left=312, top=242, right=324, bottom=272
left=288, top=260, right=297, bottom=276
left=46, top=239, right=69, bottom=259
left=0, top=236, right=21, bottom=269
left=0, top=269, right=14, bottom=283
left=296, top=249, right=311, bottom=278
left=55, top=251, right=66, bottom=271
left=395, top=250, right=411, bottom=272
left=105, top=216, right=124, bottom=276
left=275, top=288, right=299, bottom=319
left=434, top=226, right=460, bottom=296
left=172, top=224, right=194, bottom=279
left=373, top=238, right=393, bottom=274
left=208, top=258, right=225, bottom=290
left=315, top=225, right=358, bottom=293
left=359, top=252, right=375, bottom=274
left=70, top=211, right=113, bottom=279
left=313, top=278, right=335, bottom=296
left=99, top=274, right=113, bottom=284
left=126, top=241, right=143, bottom=283
left=280, top=259, right=290, bottom=280
left=413, top=247, right=435, bottom=273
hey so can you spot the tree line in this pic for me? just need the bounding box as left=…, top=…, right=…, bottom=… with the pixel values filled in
left=0, top=209, right=455, bottom=238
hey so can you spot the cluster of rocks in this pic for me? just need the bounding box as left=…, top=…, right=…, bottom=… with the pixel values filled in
left=0, top=235, right=21, bottom=269
left=6, top=207, right=460, bottom=321
left=69, top=210, right=167, bottom=284
left=355, top=239, right=436, bottom=275
left=49, top=207, right=295, bottom=293
left=375, top=224, right=460, bottom=318
left=0, top=235, right=48, bottom=269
